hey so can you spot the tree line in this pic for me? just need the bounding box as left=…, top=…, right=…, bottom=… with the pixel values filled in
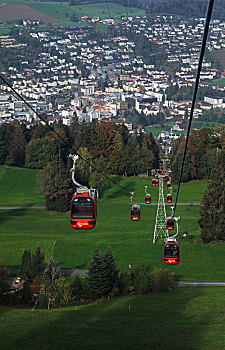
left=198, top=149, right=225, bottom=243
left=0, top=246, right=174, bottom=308
left=0, top=118, right=159, bottom=210
left=171, top=127, right=225, bottom=243
left=147, top=0, right=225, bottom=21
left=171, top=127, right=225, bottom=182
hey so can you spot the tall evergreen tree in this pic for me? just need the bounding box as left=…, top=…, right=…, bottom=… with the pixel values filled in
left=88, top=247, right=104, bottom=299
left=102, top=247, right=119, bottom=296
left=88, top=247, right=119, bottom=299
left=21, top=247, right=46, bottom=281
left=0, top=123, right=14, bottom=164
left=70, top=275, right=85, bottom=301
left=37, top=160, right=73, bottom=211
left=10, top=122, right=26, bottom=166
left=199, top=150, right=225, bottom=243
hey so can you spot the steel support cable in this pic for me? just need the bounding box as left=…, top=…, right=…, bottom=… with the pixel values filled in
left=105, top=0, right=112, bottom=19
left=123, top=0, right=129, bottom=19
left=173, top=0, right=215, bottom=217
left=0, top=73, right=131, bottom=194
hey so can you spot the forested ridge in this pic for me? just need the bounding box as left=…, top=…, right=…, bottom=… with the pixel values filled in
left=147, top=0, right=225, bottom=20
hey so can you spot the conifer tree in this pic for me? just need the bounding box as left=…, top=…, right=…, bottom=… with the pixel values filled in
left=199, top=150, right=225, bottom=242
left=71, top=275, right=85, bottom=301
left=10, top=122, right=26, bottom=166
left=0, top=123, right=14, bottom=164
left=101, top=247, right=119, bottom=296
left=88, top=247, right=104, bottom=299
left=88, top=247, right=119, bottom=299
left=37, top=160, right=73, bottom=211
left=22, top=247, right=46, bottom=281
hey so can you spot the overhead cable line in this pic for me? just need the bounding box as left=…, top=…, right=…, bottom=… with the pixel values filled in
left=173, top=0, right=215, bottom=217
left=105, top=0, right=112, bottom=19
left=123, top=0, right=129, bottom=19
left=0, top=73, right=131, bottom=194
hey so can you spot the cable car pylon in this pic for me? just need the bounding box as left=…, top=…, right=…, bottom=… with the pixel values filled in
left=153, top=176, right=168, bottom=244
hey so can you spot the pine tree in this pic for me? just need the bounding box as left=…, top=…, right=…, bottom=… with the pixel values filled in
left=10, top=122, right=26, bottom=166
left=37, top=160, right=73, bottom=212
left=21, top=247, right=46, bottom=281
left=70, top=275, right=84, bottom=301
left=199, top=150, right=225, bottom=242
left=88, top=247, right=104, bottom=299
left=0, top=123, right=14, bottom=164
left=102, top=247, right=119, bottom=296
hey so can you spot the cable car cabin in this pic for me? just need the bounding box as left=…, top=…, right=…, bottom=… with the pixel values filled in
left=152, top=178, right=157, bottom=186
left=131, top=204, right=140, bottom=221
left=155, top=179, right=159, bottom=186
left=70, top=192, right=96, bottom=229
left=152, top=179, right=157, bottom=186
left=167, top=194, right=172, bottom=203
left=166, top=217, right=174, bottom=230
left=167, top=181, right=171, bottom=189
left=145, top=194, right=151, bottom=204
left=164, top=241, right=180, bottom=265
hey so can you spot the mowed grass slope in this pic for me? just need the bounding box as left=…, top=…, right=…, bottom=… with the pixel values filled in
left=1, top=167, right=224, bottom=280
left=0, top=0, right=145, bottom=24
left=0, top=287, right=225, bottom=350
left=0, top=166, right=44, bottom=206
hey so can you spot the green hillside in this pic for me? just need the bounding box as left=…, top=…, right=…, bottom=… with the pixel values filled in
left=0, top=166, right=44, bottom=206
left=0, top=167, right=224, bottom=281
left=0, top=167, right=225, bottom=349
left=1, top=287, right=225, bottom=350
left=0, top=0, right=146, bottom=25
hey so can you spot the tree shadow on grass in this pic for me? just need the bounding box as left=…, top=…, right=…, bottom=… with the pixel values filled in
left=0, top=205, right=35, bottom=227
left=102, top=180, right=135, bottom=201
left=1, top=287, right=217, bottom=350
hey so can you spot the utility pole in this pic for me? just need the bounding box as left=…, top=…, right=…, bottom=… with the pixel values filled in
left=153, top=176, right=168, bottom=244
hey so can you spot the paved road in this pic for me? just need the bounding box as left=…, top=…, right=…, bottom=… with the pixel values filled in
left=172, top=281, right=225, bottom=287
left=0, top=203, right=200, bottom=210
left=0, top=206, right=46, bottom=209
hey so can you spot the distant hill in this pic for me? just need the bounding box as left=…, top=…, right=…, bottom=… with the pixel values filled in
left=78, top=0, right=225, bottom=20
left=146, top=0, right=225, bottom=20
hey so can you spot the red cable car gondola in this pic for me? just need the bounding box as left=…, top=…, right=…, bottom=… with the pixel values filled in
left=167, top=194, right=172, bottom=203
left=164, top=240, right=180, bottom=265
left=152, top=178, right=156, bottom=186
left=155, top=178, right=159, bottom=186
left=167, top=181, right=171, bottom=189
left=70, top=192, right=97, bottom=229
left=131, top=204, right=140, bottom=221
left=145, top=194, right=151, bottom=204
left=166, top=217, right=174, bottom=230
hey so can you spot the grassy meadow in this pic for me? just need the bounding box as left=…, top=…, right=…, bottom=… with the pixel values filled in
left=0, top=166, right=225, bottom=349
left=0, top=287, right=225, bottom=350
left=0, top=166, right=224, bottom=281
left=0, top=166, right=44, bottom=206
left=0, top=0, right=145, bottom=25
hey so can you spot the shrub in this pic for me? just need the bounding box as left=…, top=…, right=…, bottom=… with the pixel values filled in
left=70, top=275, right=85, bottom=302
left=131, top=267, right=152, bottom=295
left=153, top=268, right=174, bottom=292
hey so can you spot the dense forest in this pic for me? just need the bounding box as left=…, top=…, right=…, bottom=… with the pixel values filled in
left=147, top=0, right=225, bottom=21
left=171, top=126, right=225, bottom=182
